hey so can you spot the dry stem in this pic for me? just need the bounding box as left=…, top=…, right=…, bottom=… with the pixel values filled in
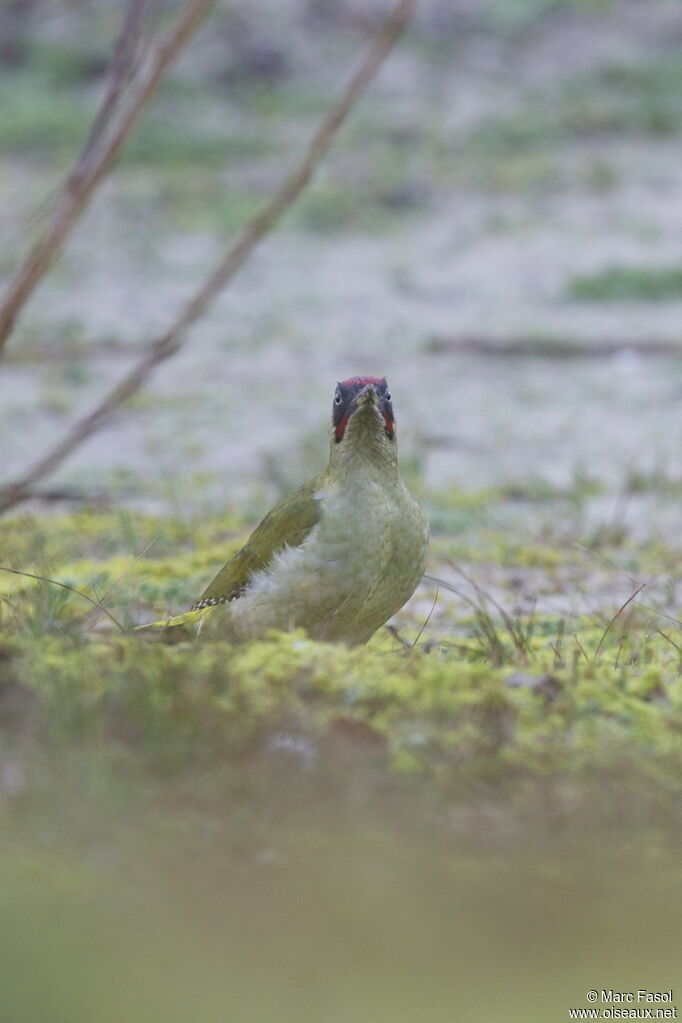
left=0, top=0, right=216, bottom=353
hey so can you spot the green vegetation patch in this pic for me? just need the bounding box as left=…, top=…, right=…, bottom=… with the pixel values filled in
left=566, top=263, right=682, bottom=302
left=0, top=53, right=270, bottom=171
left=3, top=505, right=682, bottom=1023
left=0, top=69, right=94, bottom=160
left=2, top=620, right=682, bottom=788
left=2, top=509, right=682, bottom=805
left=470, top=55, right=682, bottom=162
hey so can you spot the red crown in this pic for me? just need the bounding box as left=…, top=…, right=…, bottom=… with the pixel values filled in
left=339, top=376, right=386, bottom=388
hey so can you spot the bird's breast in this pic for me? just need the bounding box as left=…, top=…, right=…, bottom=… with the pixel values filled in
left=226, top=470, right=428, bottom=643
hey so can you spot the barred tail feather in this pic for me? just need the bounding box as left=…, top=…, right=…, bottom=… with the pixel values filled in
left=134, top=606, right=215, bottom=643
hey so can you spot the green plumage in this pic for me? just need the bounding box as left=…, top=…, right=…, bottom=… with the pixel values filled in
left=136, top=378, right=429, bottom=645
left=194, top=481, right=323, bottom=608
left=135, top=481, right=323, bottom=639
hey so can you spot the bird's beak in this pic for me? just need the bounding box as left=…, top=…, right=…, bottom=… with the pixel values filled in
left=353, top=384, right=379, bottom=410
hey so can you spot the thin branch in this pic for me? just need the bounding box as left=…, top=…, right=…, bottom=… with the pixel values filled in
left=0, top=0, right=415, bottom=514
left=0, top=0, right=217, bottom=354
left=71, top=0, right=153, bottom=188
left=5, top=0, right=154, bottom=251
left=0, top=566, right=124, bottom=631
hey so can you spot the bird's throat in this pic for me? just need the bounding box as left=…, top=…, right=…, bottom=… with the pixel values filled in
left=330, top=410, right=398, bottom=479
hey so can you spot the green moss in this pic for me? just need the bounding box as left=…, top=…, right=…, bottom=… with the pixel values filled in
left=0, top=62, right=270, bottom=171
left=469, top=54, right=682, bottom=168
left=566, top=264, right=682, bottom=302
left=484, top=0, right=614, bottom=34
left=24, top=40, right=110, bottom=86
left=2, top=481, right=682, bottom=1018
left=0, top=69, right=93, bottom=160
left=3, top=509, right=682, bottom=803
left=3, top=616, right=682, bottom=788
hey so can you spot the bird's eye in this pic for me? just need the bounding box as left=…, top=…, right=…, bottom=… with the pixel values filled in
left=334, top=392, right=343, bottom=405
left=385, top=390, right=392, bottom=403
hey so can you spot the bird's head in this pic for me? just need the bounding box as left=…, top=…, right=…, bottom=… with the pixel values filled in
left=329, top=376, right=397, bottom=470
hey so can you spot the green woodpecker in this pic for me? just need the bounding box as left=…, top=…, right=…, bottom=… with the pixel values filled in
left=140, top=377, right=429, bottom=645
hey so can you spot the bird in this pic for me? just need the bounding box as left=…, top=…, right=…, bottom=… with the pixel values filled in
left=138, top=377, right=429, bottom=645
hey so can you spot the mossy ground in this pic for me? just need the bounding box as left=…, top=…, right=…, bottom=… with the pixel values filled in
left=2, top=503, right=682, bottom=1021
left=3, top=504, right=682, bottom=807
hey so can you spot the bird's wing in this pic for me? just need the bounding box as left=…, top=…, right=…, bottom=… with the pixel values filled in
left=192, top=480, right=323, bottom=609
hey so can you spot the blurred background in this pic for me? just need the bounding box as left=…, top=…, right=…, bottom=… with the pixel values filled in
left=2, top=1, right=682, bottom=1020
left=3, top=0, right=682, bottom=513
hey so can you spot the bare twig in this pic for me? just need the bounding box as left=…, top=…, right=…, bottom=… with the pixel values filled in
left=6, top=0, right=154, bottom=254
left=0, top=0, right=217, bottom=353
left=72, top=0, right=154, bottom=187
left=0, top=566, right=124, bottom=631
left=426, top=335, right=682, bottom=359
left=0, top=0, right=415, bottom=514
